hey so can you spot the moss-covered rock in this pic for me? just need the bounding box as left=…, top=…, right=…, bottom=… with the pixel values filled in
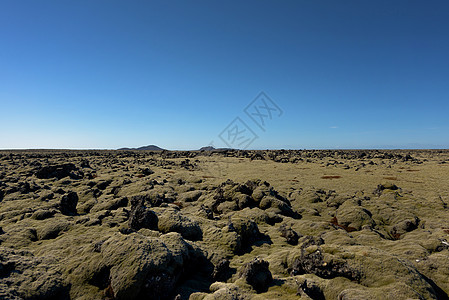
left=156, top=208, right=202, bottom=241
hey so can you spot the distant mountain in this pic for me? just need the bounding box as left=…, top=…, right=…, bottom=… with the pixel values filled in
left=118, top=145, right=165, bottom=151
left=198, top=146, right=234, bottom=151
left=199, top=146, right=216, bottom=151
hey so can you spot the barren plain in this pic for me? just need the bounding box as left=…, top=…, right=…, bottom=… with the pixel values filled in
left=0, top=149, right=448, bottom=299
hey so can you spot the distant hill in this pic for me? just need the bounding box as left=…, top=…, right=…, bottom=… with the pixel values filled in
left=199, top=146, right=216, bottom=151
left=198, top=146, right=234, bottom=151
left=118, top=145, right=165, bottom=151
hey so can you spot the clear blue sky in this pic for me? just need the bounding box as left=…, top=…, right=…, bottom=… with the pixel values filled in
left=1, top=1, right=448, bottom=150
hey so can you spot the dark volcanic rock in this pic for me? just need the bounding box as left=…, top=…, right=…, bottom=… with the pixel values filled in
left=279, top=224, right=300, bottom=245
left=238, top=257, right=272, bottom=293
left=373, top=183, right=398, bottom=196
left=35, top=163, right=82, bottom=180
left=390, top=216, right=420, bottom=240
left=60, top=191, right=78, bottom=215
left=139, top=271, right=177, bottom=299
left=290, top=237, right=360, bottom=281
left=212, top=259, right=233, bottom=282
left=129, top=197, right=158, bottom=231
left=140, top=167, right=154, bottom=176
left=297, top=279, right=325, bottom=300
left=229, top=218, right=261, bottom=248
left=18, top=181, right=40, bottom=194
left=131, top=193, right=167, bottom=208
left=96, top=180, right=112, bottom=190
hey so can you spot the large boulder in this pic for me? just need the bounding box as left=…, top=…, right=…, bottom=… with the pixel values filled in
left=212, top=259, right=233, bottom=282
left=128, top=198, right=158, bottom=231
left=98, top=233, right=194, bottom=300
left=0, top=247, right=69, bottom=299
left=238, top=258, right=272, bottom=293
left=59, top=192, right=78, bottom=215
left=289, top=236, right=360, bottom=281
left=335, top=204, right=374, bottom=231
left=279, top=224, right=300, bottom=245
left=157, top=208, right=202, bottom=241
left=229, top=217, right=261, bottom=248
left=202, top=225, right=242, bottom=256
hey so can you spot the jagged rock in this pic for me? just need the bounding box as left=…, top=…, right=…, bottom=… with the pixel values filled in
left=0, top=150, right=446, bottom=299
left=59, top=192, right=78, bottom=215
left=297, top=279, right=324, bottom=300
left=238, top=258, right=272, bottom=293
left=374, top=183, right=398, bottom=196
left=289, top=237, right=360, bottom=281
left=128, top=199, right=158, bottom=231
left=212, top=259, right=233, bottom=282
left=140, top=168, right=154, bottom=176
left=279, top=224, right=300, bottom=245
left=229, top=217, right=261, bottom=248
left=35, top=163, right=82, bottom=180
left=390, top=216, right=420, bottom=240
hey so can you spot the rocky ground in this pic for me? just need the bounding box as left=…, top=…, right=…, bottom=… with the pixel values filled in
left=0, top=149, right=449, bottom=299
